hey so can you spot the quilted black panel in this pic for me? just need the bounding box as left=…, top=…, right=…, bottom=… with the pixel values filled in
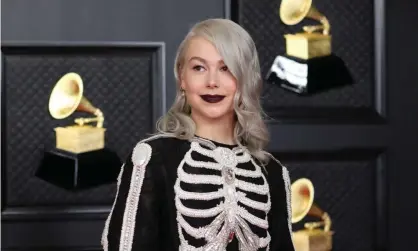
left=282, top=160, right=375, bottom=251
left=236, top=0, right=374, bottom=107
left=2, top=46, right=156, bottom=207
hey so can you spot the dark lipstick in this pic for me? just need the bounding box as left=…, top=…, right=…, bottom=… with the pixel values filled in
left=200, top=95, right=225, bottom=103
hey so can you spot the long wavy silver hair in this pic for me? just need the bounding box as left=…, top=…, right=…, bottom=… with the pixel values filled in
left=156, top=18, right=270, bottom=162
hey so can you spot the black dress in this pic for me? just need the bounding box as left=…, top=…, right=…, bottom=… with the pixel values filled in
left=101, top=134, right=295, bottom=251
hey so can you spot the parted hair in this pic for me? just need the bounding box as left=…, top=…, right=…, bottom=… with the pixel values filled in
left=156, top=18, right=270, bottom=162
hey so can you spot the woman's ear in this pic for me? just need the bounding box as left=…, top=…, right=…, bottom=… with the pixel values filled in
left=178, top=63, right=184, bottom=79
left=179, top=68, right=185, bottom=90
left=179, top=77, right=184, bottom=91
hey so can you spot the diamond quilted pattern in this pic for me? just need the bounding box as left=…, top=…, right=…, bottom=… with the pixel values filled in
left=236, top=0, right=374, bottom=107
left=3, top=47, right=155, bottom=206
left=282, top=160, right=375, bottom=251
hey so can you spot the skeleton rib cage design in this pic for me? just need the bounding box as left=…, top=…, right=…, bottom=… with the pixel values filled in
left=101, top=135, right=294, bottom=251
left=176, top=141, right=272, bottom=251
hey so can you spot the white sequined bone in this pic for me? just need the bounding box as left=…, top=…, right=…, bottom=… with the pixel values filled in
left=132, top=142, right=152, bottom=167
left=175, top=141, right=272, bottom=251
left=119, top=142, right=152, bottom=251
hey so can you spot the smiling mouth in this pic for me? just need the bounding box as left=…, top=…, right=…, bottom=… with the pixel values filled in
left=200, top=95, right=225, bottom=103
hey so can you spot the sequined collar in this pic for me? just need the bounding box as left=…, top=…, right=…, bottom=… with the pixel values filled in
left=190, top=135, right=244, bottom=152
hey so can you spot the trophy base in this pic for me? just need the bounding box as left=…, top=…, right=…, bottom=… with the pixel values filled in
left=266, top=53, right=353, bottom=95
left=284, top=32, right=331, bottom=60
left=54, top=125, right=106, bottom=153
left=292, top=229, right=333, bottom=251
left=36, top=148, right=122, bottom=191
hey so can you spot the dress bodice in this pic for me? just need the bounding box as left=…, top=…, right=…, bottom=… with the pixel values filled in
left=101, top=134, right=295, bottom=251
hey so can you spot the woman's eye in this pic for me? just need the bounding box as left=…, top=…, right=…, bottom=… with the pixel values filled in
left=192, top=65, right=205, bottom=71
left=220, top=66, right=228, bottom=71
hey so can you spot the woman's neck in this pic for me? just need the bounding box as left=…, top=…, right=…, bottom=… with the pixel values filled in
left=192, top=113, right=236, bottom=146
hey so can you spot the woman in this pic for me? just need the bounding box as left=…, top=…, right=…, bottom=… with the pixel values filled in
left=101, top=18, right=295, bottom=251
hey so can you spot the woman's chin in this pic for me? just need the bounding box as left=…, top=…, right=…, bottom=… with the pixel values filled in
left=193, top=107, right=234, bottom=121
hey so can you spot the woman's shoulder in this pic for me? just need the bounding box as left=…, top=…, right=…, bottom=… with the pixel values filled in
left=125, top=133, right=189, bottom=166
left=135, top=133, right=186, bottom=150
left=260, top=151, right=292, bottom=186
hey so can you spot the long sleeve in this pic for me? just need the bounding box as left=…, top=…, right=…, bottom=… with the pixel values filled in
left=267, top=164, right=296, bottom=251
left=101, top=142, right=163, bottom=251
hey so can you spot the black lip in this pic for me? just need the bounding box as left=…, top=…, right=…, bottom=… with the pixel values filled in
left=200, top=95, right=225, bottom=103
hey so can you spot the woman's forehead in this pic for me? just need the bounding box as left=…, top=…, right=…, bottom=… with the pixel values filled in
left=184, top=37, right=224, bottom=63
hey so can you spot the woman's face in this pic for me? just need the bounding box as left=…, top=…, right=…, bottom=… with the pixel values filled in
left=180, top=37, right=237, bottom=122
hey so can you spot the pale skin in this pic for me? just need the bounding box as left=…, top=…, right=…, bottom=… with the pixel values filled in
left=179, top=37, right=238, bottom=146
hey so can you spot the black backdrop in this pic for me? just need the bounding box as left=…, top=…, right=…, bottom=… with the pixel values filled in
left=2, top=0, right=418, bottom=250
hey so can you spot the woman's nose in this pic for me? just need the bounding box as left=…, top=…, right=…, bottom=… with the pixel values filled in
left=206, top=72, right=219, bottom=88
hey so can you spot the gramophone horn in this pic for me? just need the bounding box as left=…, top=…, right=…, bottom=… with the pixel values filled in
left=48, top=72, right=98, bottom=120
left=291, top=178, right=315, bottom=223
left=291, top=178, right=327, bottom=223
left=279, top=0, right=330, bottom=35
left=291, top=178, right=332, bottom=231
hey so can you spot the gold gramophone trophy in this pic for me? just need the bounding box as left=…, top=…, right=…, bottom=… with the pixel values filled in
left=36, top=72, right=121, bottom=191
left=48, top=72, right=105, bottom=153
left=291, top=178, right=333, bottom=251
left=265, top=0, right=352, bottom=95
